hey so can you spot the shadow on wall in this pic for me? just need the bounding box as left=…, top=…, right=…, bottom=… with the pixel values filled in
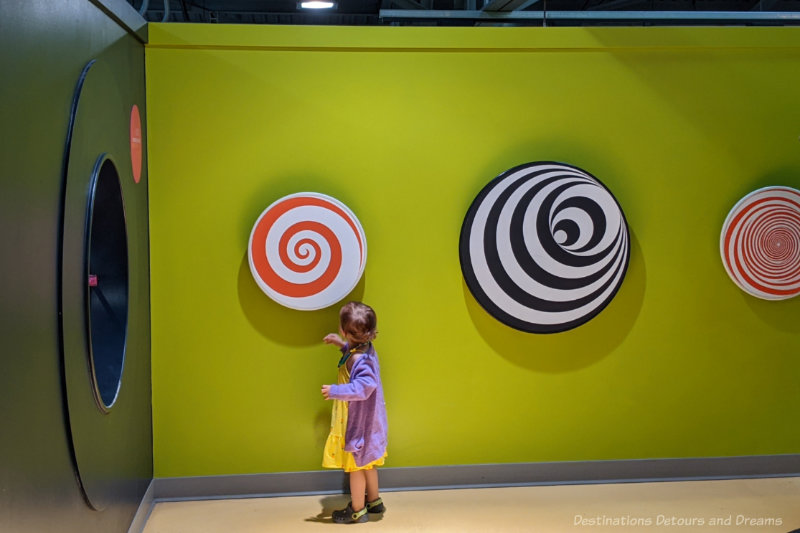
left=724, top=166, right=800, bottom=208
left=741, top=277, right=800, bottom=334
left=464, top=230, right=646, bottom=373
left=314, top=405, right=333, bottom=450
left=237, top=251, right=366, bottom=347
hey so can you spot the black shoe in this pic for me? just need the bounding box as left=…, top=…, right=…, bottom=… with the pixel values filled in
left=332, top=503, right=368, bottom=524
left=366, top=497, right=386, bottom=514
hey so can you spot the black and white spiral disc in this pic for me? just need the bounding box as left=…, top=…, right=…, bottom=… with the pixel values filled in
left=460, top=162, right=630, bottom=333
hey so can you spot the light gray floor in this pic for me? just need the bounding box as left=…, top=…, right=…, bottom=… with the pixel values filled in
left=142, top=477, right=800, bottom=532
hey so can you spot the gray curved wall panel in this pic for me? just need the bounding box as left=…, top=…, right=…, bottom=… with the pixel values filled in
left=0, top=1, right=152, bottom=532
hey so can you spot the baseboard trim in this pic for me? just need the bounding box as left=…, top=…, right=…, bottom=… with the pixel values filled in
left=127, top=479, right=155, bottom=533
left=149, top=454, right=800, bottom=503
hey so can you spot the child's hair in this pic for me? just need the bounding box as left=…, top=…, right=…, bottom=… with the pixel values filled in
left=340, top=301, right=377, bottom=344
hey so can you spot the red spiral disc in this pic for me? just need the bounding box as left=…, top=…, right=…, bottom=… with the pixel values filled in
left=248, top=193, right=367, bottom=310
left=720, top=186, right=800, bottom=300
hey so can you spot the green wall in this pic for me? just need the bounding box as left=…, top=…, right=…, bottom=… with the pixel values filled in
left=146, top=24, right=800, bottom=478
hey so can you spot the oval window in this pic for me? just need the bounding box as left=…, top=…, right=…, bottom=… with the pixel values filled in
left=85, top=155, right=129, bottom=411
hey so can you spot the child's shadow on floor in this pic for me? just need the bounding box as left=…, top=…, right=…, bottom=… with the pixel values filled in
left=305, top=495, right=348, bottom=523
left=305, top=495, right=384, bottom=524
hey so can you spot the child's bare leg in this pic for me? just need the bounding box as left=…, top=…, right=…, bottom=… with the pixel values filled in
left=365, top=468, right=380, bottom=502
left=349, top=470, right=367, bottom=511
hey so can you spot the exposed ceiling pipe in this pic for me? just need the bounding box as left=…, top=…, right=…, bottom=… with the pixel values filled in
left=482, top=0, right=527, bottom=10
left=162, top=0, right=170, bottom=21
left=138, top=0, right=149, bottom=15
left=380, top=8, right=800, bottom=23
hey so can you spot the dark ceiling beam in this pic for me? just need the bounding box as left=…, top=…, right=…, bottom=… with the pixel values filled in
left=482, top=0, right=541, bottom=11
left=389, top=0, right=426, bottom=9
left=750, top=0, right=780, bottom=10
left=586, top=0, right=647, bottom=11
left=513, top=0, right=543, bottom=10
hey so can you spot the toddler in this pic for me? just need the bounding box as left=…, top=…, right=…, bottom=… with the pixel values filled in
left=321, top=301, right=388, bottom=524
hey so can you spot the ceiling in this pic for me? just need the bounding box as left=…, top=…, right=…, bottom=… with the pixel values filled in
left=130, top=0, right=800, bottom=26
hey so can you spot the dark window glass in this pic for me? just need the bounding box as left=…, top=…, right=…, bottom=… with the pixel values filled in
left=86, top=156, right=128, bottom=411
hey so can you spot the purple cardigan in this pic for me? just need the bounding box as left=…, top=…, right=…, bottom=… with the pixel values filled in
left=329, top=343, right=388, bottom=467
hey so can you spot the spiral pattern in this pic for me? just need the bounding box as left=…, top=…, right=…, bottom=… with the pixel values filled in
left=248, top=193, right=366, bottom=310
left=460, top=162, right=630, bottom=333
left=720, top=186, right=800, bottom=300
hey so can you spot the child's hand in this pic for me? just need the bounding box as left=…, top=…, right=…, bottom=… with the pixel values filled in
left=323, top=333, right=345, bottom=348
left=321, top=385, right=332, bottom=400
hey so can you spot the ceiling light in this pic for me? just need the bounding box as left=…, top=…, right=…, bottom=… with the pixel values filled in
left=300, top=0, right=336, bottom=8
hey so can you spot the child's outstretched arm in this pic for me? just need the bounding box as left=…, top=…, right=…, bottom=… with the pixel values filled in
left=323, top=333, right=346, bottom=348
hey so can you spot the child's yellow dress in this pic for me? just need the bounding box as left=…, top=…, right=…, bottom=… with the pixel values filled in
left=322, top=355, right=386, bottom=473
